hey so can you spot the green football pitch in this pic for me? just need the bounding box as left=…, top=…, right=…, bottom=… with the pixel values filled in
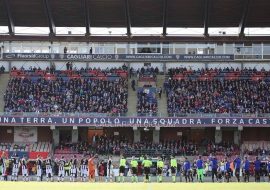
left=0, top=182, right=269, bottom=190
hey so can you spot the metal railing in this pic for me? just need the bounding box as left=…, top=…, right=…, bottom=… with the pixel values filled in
left=0, top=112, right=127, bottom=117
left=0, top=112, right=269, bottom=118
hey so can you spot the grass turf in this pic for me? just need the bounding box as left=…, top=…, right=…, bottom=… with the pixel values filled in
left=0, top=182, right=269, bottom=190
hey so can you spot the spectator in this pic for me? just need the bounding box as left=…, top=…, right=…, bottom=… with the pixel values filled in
left=0, top=65, right=5, bottom=73
left=66, top=62, right=70, bottom=70
left=129, top=67, right=134, bottom=78
left=158, top=87, right=162, bottom=99
left=131, top=79, right=136, bottom=91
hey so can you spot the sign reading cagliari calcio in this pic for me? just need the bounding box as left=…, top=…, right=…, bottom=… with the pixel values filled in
left=2, top=53, right=234, bottom=62
left=0, top=116, right=269, bottom=127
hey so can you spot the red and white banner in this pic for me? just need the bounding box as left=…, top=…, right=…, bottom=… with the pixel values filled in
left=14, top=127, right=37, bottom=142
left=29, top=151, right=48, bottom=159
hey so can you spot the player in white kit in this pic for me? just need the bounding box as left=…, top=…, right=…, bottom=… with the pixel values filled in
left=0, top=152, right=7, bottom=181
left=58, top=156, right=66, bottom=182
left=36, top=155, right=43, bottom=181
left=45, top=157, right=53, bottom=182
left=70, top=155, right=78, bottom=182
left=21, top=155, right=29, bottom=181
left=11, top=155, right=20, bottom=181
left=219, top=159, right=225, bottom=182
left=80, top=158, right=88, bottom=182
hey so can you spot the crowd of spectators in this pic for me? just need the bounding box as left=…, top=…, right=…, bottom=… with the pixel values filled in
left=130, top=66, right=159, bottom=78
left=137, top=88, right=158, bottom=116
left=11, top=65, right=128, bottom=76
left=167, top=67, right=190, bottom=78
left=130, top=66, right=160, bottom=116
left=55, top=135, right=200, bottom=157
left=241, top=141, right=270, bottom=156
left=76, top=65, right=128, bottom=74
left=89, top=134, right=129, bottom=155
left=202, top=141, right=240, bottom=157
left=63, top=138, right=243, bottom=158
left=4, top=68, right=128, bottom=114
left=56, top=141, right=89, bottom=154
left=55, top=135, right=130, bottom=156
left=124, top=139, right=198, bottom=157
left=167, top=66, right=267, bottom=78
left=242, top=147, right=270, bottom=156
left=166, top=67, right=270, bottom=115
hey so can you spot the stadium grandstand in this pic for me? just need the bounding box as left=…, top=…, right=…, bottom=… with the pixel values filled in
left=0, top=0, right=270, bottom=186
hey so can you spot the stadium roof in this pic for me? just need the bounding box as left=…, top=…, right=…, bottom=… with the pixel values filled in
left=0, top=0, right=270, bottom=41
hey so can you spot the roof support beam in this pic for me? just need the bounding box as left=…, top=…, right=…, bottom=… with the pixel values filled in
left=124, top=0, right=131, bottom=37
left=83, top=0, right=90, bottom=36
left=239, top=0, right=250, bottom=37
left=162, top=0, right=168, bottom=36
left=43, top=0, right=56, bottom=36
left=204, top=0, right=209, bottom=37
left=4, top=0, right=14, bottom=35
left=2, top=35, right=270, bottom=43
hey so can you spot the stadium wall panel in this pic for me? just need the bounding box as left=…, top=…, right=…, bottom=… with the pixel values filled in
left=242, top=127, right=270, bottom=141
left=89, top=62, right=125, bottom=70
left=166, top=63, right=205, bottom=70
left=37, top=127, right=52, bottom=142
left=78, top=127, right=88, bottom=142
left=103, top=127, right=134, bottom=141
left=0, top=126, right=14, bottom=142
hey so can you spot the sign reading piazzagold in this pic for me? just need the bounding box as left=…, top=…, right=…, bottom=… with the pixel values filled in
left=0, top=116, right=269, bottom=127
left=2, top=53, right=234, bottom=62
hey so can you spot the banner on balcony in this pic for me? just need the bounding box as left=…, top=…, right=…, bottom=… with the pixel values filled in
left=2, top=53, right=234, bottom=62
left=14, top=127, right=37, bottom=142
left=29, top=151, right=49, bottom=159
left=1, top=116, right=270, bottom=127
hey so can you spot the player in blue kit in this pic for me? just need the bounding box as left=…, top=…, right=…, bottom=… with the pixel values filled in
left=243, top=157, right=250, bottom=182
left=254, top=157, right=261, bottom=182
left=210, top=155, right=218, bottom=182
left=196, top=156, right=204, bottom=183
left=233, top=155, right=241, bottom=182
left=183, top=157, right=193, bottom=182
left=267, top=159, right=270, bottom=182
left=224, top=157, right=231, bottom=183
